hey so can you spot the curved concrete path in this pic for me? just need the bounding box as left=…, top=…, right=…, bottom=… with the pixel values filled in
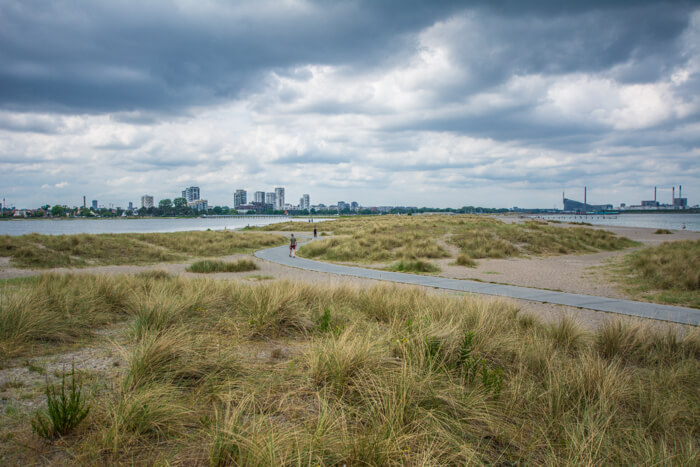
left=256, top=244, right=699, bottom=326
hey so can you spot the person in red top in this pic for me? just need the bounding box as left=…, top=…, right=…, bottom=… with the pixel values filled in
left=289, top=234, right=297, bottom=257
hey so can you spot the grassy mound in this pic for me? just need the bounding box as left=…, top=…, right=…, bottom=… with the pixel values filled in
left=0, top=231, right=285, bottom=268
left=611, top=239, right=700, bottom=308
left=1, top=274, right=698, bottom=465
left=186, top=259, right=258, bottom=273
left=294, top=216, right=637, bottom=266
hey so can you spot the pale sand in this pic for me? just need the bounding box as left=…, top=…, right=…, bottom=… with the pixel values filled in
left=1, top=227, right=697, bottom=332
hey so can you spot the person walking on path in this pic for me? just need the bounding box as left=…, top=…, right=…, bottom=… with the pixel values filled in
left=289, top=234, right=297, bottom=257
left=313, top=227, right=317, bottom=238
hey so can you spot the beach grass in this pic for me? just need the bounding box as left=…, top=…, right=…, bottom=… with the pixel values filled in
left=290, top=215, right=637, bottom=266
left=1, top=273, right=698, bottom=465
left=0, top=231, right=285, bottom=269
left=186, top=259, right=259, bottom=273
left=610, top=239, right=700, bottom=308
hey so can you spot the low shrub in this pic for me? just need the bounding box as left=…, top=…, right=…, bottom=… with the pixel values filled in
left=654, top=229, right=673, bottom=235
left=385, top=259, right=440, bottom=273
left=187, top=259, right=258, bottom=273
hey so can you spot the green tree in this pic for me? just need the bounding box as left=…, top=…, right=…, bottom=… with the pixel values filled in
left=51, top=205, right=65, bottom=217
left=159, top=199, right=173, bottom=209
left=173, top=197, right=187, bottom=208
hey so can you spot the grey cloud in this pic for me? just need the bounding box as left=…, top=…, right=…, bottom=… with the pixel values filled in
left=0, top=0, right=462, bottom=114
left=272, top=150, right=352, bottom=165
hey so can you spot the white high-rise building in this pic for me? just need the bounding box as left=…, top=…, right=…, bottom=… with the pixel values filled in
left=234, top=189, right=247, bottom=208
left=274, top=187, right=285, bottom=211
left=181, top=186, right=200, bottom=202
left=265, top=192, right=276, bottom=207
left=254, top=191, right=265, bottom=203
left=141, top=195, right=154, bottom=209
left=301, top=194, right=310, bottom=210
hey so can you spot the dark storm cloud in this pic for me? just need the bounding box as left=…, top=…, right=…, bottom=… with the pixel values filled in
left=0, top=0, right=465, bottom=114
left=3, top=1, right=693, bottom=115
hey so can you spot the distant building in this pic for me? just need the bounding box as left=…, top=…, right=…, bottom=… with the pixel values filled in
left=563, top=198, right=612, bottom=212
left=92, top=200, right=98, bottom=210
left=265, top=192, right=276, bottom=207
left=234, top=189, right=247, bottom=208
left=181, top=186, right=200, bottom=202
left=274, top=187, right=285, bottom=211
left=187, top=199, right=208, bottom=212
left=351, top=201, right=359, bottom=211
left=254, top=191, right=265, bottom=203
left=337, top=201, right=348, bottom=211
left=141, top=195, right=154, bottom=209
left=300, top=194, right=310, bottom=211
left=128, top=201, right=134, bottom=210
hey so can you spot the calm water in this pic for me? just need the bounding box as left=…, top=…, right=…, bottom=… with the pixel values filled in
left=0, top=216, right=326, bottom=237
left=532, top=213, right=700, bottom=232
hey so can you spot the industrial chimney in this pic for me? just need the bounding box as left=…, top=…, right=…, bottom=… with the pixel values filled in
left=680, top=185, right=682, bottom=199
left=654, top=186, right=656, bottom=202
left=673, top=186, right=675, bottom=202
left=584, top=186, right=587, bottom=208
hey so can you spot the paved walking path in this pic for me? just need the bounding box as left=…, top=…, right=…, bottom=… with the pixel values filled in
left=256, top=244, right=699, bottom=326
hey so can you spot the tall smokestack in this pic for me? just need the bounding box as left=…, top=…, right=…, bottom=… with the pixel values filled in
left=654, top=186, right=656, bottom=202
left=673, top=186, right=675, bottom=202
left=680, top=185, right=682, bottom=199
left=83, top=196, right=86, bottom=208
left=584, top=186, right=587, bottom=208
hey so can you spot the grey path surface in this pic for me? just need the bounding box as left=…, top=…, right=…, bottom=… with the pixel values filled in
left=256, top=244, right=700, bottom=326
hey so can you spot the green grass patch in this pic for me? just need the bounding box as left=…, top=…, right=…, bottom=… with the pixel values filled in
left=654, top=229, right=673, bottom=234
left=384, top=259, right=441, bottom=273
left=186, top=259, right=258, bottom=273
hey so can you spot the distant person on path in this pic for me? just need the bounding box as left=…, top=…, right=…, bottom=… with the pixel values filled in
left=289, top=234, right=297, bottom=257
left=313, top=227, right=317, bottom=238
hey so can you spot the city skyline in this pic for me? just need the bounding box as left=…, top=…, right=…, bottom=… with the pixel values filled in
left=1, top=1, right=699, bottom=209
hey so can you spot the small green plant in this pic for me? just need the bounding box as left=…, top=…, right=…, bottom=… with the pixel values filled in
left=457, top=332, right=504, bottom=396
left=26, top=361, right=46, bottom=375
left=31, top=364, right=90, bottom=439
left=316, top=307, right=344, bottom=336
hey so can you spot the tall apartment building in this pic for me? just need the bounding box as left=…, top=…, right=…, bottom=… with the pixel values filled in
left=92, top=200, right=98, bottom=210
left=234, top=189, right=247, bottom=208
left=274, top=187, right=285, bottom=211
left=300, top=194, right=310, bottom=210
left=141, top=195, right=154, bottom=209
left=181, top=186, right=200, bottom=202
left=254, top=191, right=265, bottom=203
left=265, top=192, right=276, bottom=207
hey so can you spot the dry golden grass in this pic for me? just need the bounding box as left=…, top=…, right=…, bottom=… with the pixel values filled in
left=0, top=231, right=285, bottom=269
left=609, top=239, right=700, bottom=308
left=290, top=215, right=637, bottom=268
left=1, top=274, right=698, bottom=465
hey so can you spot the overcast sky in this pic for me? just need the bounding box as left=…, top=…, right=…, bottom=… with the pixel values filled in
left=1, top=0, right=699, bottom=209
